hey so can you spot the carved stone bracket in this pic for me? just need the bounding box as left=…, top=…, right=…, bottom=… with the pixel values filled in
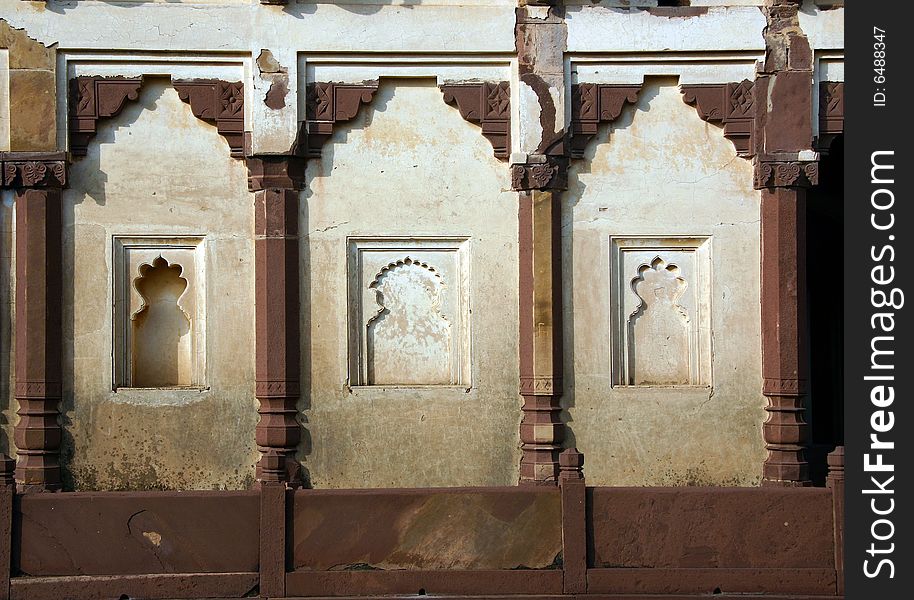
left=818, top=82, right=844, bottom=149
left=173, top=79, right=246, bottom=158
left=680, top=80, right=756, bottom=157
left=754, top=160, right=818, bottom=189
left=302, top=82, right=380, bottom=158
left=69, top=76, right=144, bottom=157
left=569, top=83, right=642, bottom=158
left=511, top=156, right=568, bottom=191
left=0, top=152, right=67, bottom=189
left=440, top=82, right=511, bottom=159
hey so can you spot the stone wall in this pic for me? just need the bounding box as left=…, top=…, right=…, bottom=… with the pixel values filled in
left=0, top=0, right=844, bottom=490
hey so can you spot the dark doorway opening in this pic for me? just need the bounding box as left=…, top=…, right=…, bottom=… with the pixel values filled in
left=806, top=135, right=844, bottom=484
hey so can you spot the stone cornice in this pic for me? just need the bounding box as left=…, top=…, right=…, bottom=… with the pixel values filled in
left=246, top=155, right=306, bottom=192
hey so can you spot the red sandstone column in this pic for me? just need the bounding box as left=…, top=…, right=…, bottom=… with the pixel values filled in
left=754, top=0, right=815, bottom=486
left=14, top=186, right=64, bottom=491
left=518, top=189, right=564, bottom=484
left=249, top=156, right=304, bottom=486
left=760, top=186, right=810, bottom=485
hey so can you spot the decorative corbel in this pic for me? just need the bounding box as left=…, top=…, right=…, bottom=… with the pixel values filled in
left=1, top=152, right=67, bottom=189
left=301, top=82, right=380, bottom=159
left=173, top=79, right=246, bottom=158
left=511, top=156, right=568, bottom=191
left=680, top=79, right=756, bottom=157
left=818, top=82, right=844, bottom=149
left=69, top=76, right=144, bottom=157
left=753, top=159, right=818, bottom=190
left=569, top=83, right=642, bottom=158
left=440, top=82, right=511, bottom=159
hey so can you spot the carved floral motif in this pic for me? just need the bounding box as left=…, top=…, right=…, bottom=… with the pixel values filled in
left=0, top=155, right=67, bottom=188
left=511, top=157, right=567, bottom=191
left=754, top=160, right=818, bottom=189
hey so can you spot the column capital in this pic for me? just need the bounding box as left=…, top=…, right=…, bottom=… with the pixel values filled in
left=511, top=155, right=567, bottom=191
left=754, top=157, right=819, bottom=189
left=246, top=155, right=306, bottom=191
left=0, top=152, right=68, bottom=189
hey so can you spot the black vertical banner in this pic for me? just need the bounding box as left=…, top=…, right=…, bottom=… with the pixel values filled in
left=845, top=1, right=912, bottom=598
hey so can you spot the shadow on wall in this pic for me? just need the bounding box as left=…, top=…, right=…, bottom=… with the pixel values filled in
left=559, top=75, right=764, bottom=486
left=69, top=77, right=180, bottom=207
left=59, top=77, right=256, bottom=491
left=49, top=2, right=425, bottom=17
left=559, top=81, right=662, bottom=449
left=0, top=192, right=12, bottom=457
left=58, top=79, right=177, bottom=488
left=295, top=79, right=400, bottom=486
left=297, top=77, right=516, bottom=487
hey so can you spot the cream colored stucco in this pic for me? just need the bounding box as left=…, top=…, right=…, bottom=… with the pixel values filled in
left=302, top=80, right=520, bottom=487
left=564, top=79, right=765, bottom=486
left=61, top=79, right=257, bottom=490
left=0, top=2, right=844, bottom=490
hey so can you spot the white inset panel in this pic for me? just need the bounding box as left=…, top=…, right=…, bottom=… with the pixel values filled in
left=348, top=237, right=470, bottom=387
left=611, top=237, right=712, bottom=387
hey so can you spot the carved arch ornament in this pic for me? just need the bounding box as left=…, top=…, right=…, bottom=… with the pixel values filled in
left=679, top=79, right=757, bottom=157
left=626, top=257, right=693, bottom=387
left=567, top=78, right=764, bottom=164
left=365, top=256, right=455, bottom=386
left=130, top=255, right=193, bottom=325
left=68, top=76, right=246, bottom=158
left=300, top=80, right=513, bottom=160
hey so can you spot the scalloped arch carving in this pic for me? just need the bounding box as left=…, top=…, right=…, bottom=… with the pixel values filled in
left=348, top=238, right=470, bottom=388
left=131, top=256, right=194, bottom=388
left=627, top=257, right=691, bottom=386
left=367, top=256, right=453, bottom=386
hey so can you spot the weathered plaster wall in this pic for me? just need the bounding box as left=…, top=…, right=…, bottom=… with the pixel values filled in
left=302, top=80, right=520, bottom=487
left=61, top=79, right=257, bottom=490
left=0, top=19, right=56, bottom=151
left=0, top=3, right=843, bottom=490
left=564, top=79, right=765, bottom=486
